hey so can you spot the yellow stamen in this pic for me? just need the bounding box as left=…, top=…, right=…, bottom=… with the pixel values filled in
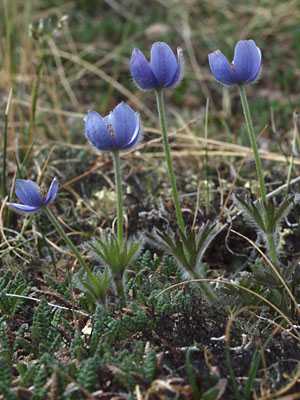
left=106, top=123, right=115, bottom=138
left=38, top=183, right=48, bottom=203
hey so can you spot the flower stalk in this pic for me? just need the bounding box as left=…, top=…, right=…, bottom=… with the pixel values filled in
left=114, top=277, right=126, bottom=309
left=112, top=150, right=124, bottom=246
left=239, top=85, right=279, bottom=269
left=155, top=89, right=185, bottom=233
left=194, top=271, right=218, bottom=303
left=239, top=86, right=267, bottom=204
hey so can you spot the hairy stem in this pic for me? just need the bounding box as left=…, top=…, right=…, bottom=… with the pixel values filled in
left=239, top=85, right=279, bottom=269
left=155, top=89, right=184, bottom=232
left=194, top=270, right=218, bottom=303
left=239, top=85, right=267, bottom=204
left=114, top=277, right=126, bottom=309
left=265, top=232, right=280, bottom=271
left=112, top=150, right=123, bottom=246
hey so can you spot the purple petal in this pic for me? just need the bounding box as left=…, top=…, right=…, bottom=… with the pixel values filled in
left=122, top=113, right=141, bottom=150
left=85, top=110, right=115, bottom=151
left=165, top=47, right=183, bottom=88
left=130, top=48, right=159, bottom=90
left=208, top=50, right=237, bottom=86
left=233, top=40, right=261, bottom=83
left=150, top=42, right=177, bottom=87
left=246, top=45, right=261, bottom=83
left=15, top=179, right=43, bottom=207
left=6, top=202, right=40, bottom=213
left=45, top=177, right=59, bottom=205
left=111, top=102, right=140, bottom=148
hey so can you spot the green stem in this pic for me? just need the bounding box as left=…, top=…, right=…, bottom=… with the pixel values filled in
left=112, top=150, right=123, bottom=246
left=44, top=207, right=94, bottom=281
left=155, top=89, right=184, bottom=232
left=194, top=271, right=218, bottom=303
left=239, top=86, right=279, bottom=269
left=266, top=232, right=280, bottom=270
left=239, top=85, right=267, bottom=204
left=114, top=277, right=126, bottom=309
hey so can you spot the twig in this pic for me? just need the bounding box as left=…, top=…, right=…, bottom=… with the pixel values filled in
left=5, top=293, right=90, bottom=316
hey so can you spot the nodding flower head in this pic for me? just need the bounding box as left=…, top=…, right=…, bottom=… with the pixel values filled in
left=208, top=39, right=261, bottom=86
left=84, top=102, right=141, bottom=152
left=130, top=42, right=183, bottom=91
left=6, top=177, right=58, bottom=213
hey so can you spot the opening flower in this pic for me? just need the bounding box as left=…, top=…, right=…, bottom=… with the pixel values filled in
left=6, top=177, right=58, bottom=213
left=130, top=42, right=183, bottom=90
left=85, top=102, right=141, bottom=152
left=208, top=40, right=261, bottom=86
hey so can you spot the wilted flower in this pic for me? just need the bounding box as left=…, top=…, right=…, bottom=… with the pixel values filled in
left=130, top=42, right=183, bottom=90
left=7, top=177, right=58, bottom=213
left=85, top=102, right=141, bottom=152
left=208, top=40, right=261, bottom=86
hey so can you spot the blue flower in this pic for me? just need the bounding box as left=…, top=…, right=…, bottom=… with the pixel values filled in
left=208, top=40, right=261, bottom=86
left=85, top=102, right=141, bottom=152
left=130, top=42, right=183, bottom=90
left=6, top=177, right=58, bottom=213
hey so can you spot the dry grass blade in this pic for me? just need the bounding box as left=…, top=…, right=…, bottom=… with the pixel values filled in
left=255, top=363, right=300, bottom=400
left=45, top=49, right=156, bottom=121
left=225, top=306, right=263, bottom=344
left=231, top=229, right=300, bottom=318
left=0, top=196, right=31, bottom=262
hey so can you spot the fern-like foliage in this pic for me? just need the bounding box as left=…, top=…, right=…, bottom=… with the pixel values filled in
left=0, top=357, right=16, bottom=400
left=19, top=363, right=36, bottom=387
left=84, top=234, right=143, bottom=307
left=0, top=270, right=11, bottom=291
left=142, top=347, right=157, bottom=382
left=233, top=194, right=298, bottom=252
left=44, top=274, right=71, bottom=300
left=52, top=308, right=63, bottom=327
left=0, top=357, right=11, bottom=388
left=76, top=357, right=98, bottom=392
left=161, top=255, right=179, bottom=278
left=89, top=305, right=110, bottom=354
left=127, top=252, right=169, bottom=302
left=73, top=265, right=112, bottom=306
left=31, top=300, right=52, bottom=341
left=0, top=271, right=31, bottom=317
left=30, top=300, right=61, bottom=355
left=122, top=302, right=154, bottom=332
left=70, top=333, right=86, bottom=360
left=147, top=222, right=222, bottom=280
left=139, top=250, right=157, bottom=271
left=84, top=235, right=143, bottom=280
left=33, top=364, right=48, bottom=399
left=13, top=323, right=31, bottom=354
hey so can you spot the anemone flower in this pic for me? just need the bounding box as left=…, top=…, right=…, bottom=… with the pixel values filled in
left=208, top=40, right=261, bottom=86
left=6, top=177, right=58, bottom=213
left=84, top=102, right=141, bottom=152
left=130, top=42, right=183, bottom=90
